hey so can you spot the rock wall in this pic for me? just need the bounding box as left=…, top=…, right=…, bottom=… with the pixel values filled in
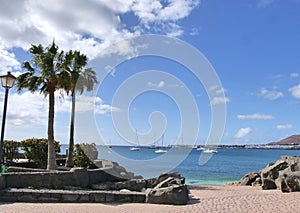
left=0, top=161, right=189, bottom=205
left=235, top=156, right=300, bottom=193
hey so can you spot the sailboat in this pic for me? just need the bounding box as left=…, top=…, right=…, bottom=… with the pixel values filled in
left=155, top=134, right=167, bottom=153
left=202, top=146, right=218, bottom=153
left=130, top=130, right=140, bottom=151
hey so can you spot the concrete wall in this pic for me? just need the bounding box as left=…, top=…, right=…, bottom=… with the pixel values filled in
left=0, top=167, right=126, bottom=190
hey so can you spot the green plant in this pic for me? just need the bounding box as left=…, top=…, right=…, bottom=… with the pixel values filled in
left=20, top=138, right=60, bottom=168
left=73, top=143, right=98, bottom=168
left=3, top=140, right=20, bottom=164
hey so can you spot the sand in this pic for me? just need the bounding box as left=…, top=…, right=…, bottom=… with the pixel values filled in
left=0, top=185, right=299, bottom=213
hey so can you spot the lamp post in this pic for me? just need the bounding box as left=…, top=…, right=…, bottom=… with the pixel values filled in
left=0, top=71, right=16, bottom=168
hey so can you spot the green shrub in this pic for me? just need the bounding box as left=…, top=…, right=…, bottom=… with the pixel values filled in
left=73, top=143, right=98, bottom=168
left=3, top=140, right=20, bottom=164
left=20, top=138, right=60, bottom=168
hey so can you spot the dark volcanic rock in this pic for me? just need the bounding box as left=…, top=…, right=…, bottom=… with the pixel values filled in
left=238, top=172, right=260, bottom=186
left=146, top=184, right=189, bottom=205
left=280, top=171, right=300, bottom=193
left=262, top=178, right=277, bottom=190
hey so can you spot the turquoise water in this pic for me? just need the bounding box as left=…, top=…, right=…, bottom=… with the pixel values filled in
left=60, top=145, right=299, bottom=185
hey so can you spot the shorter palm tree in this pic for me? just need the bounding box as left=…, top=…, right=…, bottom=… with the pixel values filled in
left=63, top=50, right=98, bottom=167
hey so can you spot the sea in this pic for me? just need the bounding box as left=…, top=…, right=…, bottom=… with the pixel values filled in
left=60, top=145, right=299, bottom=185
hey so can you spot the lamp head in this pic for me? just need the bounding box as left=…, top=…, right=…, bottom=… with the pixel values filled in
left=0, top=72, right=16, bottom=89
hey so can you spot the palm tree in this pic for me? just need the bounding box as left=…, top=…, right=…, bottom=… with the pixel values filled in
left=17, top=41, right=66, bottom=170
left=63, top=50, right=98, bottom=167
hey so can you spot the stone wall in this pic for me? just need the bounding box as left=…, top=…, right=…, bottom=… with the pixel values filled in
left=0, top=161, right=190, bottom=204
left=0, top=167, right=131, bottom=190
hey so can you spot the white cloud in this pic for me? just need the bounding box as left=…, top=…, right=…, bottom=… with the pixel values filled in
left=147, top=81, right=165, bottom=88
left=259, top=88, right=283, bottom=100
left=210, top=97, right=230, bottom=106
left=290, top=73, right=299, bottom=78
left=208, top=85, right=229, bottom=106
left=234, top=127, right=252, bottom=138
left=237, top=113, right=275, bottom=120
left=0, top=47, right=21, bottom=73
left=0, top=0, right=200, bottom=62
left=0, top=91, right=117, bottom=127
left=132, top=0, right=200, bottom=36
left=289, top=84, right=300, bottom=99
left=76, top=96, right=119, bottom=114
left=276, top=124, right=293, bottom=130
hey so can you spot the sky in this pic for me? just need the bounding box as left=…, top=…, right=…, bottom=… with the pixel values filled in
left=1, top=0, right=300, bottom=146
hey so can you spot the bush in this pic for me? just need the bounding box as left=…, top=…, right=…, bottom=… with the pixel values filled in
left=20, top=138, right=60, bottom=168
left=3, top=140, right=21, bottom=164
left=73, top=143, right=98, bottom=168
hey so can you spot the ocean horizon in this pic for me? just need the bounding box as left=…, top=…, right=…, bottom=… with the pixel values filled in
left=60, top=145, right=299, bottom=185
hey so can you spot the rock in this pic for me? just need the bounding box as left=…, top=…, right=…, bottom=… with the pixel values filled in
left=158, top=172, right=182, bottom=183
left=261, top=160, right=288, bottom=181
left=91, top=182, right=113, bottom=190
left=145, top=178, right=160, bottom=189
left=92, top=179, right=146, bottom=192
left=262, top=178, right=277, bottom=190
left=146, top=184, right=189, bottom=205
left=70, top=167, right=89, bottom=188
left=280, top=171, right=300, bottom=193
left=238, top=172, right=260, bottom=186
left=155, top=177, right=184, bottom=189
left=252, top=177, right=262, bottom=186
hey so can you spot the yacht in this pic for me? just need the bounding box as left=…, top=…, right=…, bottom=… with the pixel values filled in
left=130, top=130, right=140, bottom=151
left=130, top=147, right=140, bottom=151
left=155, top=134, right=167, bottom=154
left=202, top=148, right=218, bottom=153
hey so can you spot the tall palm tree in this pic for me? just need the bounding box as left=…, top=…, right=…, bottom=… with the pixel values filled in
left=17, top=41, right=66, bottom=170
left=63, top=50, right=98, bottom=167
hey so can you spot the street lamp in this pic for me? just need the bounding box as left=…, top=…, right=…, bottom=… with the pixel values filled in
left=0, top=71, right=16, bottom=167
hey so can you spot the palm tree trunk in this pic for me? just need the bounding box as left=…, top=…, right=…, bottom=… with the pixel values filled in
left=47, top=84, right=57, bottom=170
left=65, top=89, right=75, bottom=167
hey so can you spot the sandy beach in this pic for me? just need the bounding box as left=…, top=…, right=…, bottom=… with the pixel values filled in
left=0, top=185, right=299, bottom=213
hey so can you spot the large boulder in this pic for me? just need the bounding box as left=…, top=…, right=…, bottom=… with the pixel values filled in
left=280, top=171, right=300, bottom=193
left=237, top=172, right=260, bottom=186
left=260, top=160, right=288, bottom=181
left=146, top=184, right=189, bottom=205
left=93, top=160, right=137, bottom=181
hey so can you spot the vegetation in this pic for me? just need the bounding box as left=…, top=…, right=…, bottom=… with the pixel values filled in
left=62, top=50, right=98, bottom=168
left=14, top=41, right=98, bottom=170
left=20, top=138, right=60, bottom=168
left=73, top=143, right=98, bottom=168
left=3, top=140, right=20, bottom=164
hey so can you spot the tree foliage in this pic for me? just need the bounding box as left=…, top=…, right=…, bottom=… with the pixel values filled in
left=20, top=138, right=60, bottom=168
left=73, top=143, right=98, bottom=168
left=3, top=140, right=20, bottom=164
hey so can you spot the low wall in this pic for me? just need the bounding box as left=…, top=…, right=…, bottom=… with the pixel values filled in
left=0, top=167, right=128, bottom=190
left=0, top=188, right=145, bottom=203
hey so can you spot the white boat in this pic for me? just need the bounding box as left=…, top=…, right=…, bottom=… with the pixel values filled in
left=130, top=130, right=140, bottom=151
left=197, top=147, right=205, bottom=151
left=202, top=148, right=218, bottom=153
left=130, top=147, right=140, bottom=151
left=155, top=134, right=167, bottom=154
left=155, top=149, right=167, bottom=153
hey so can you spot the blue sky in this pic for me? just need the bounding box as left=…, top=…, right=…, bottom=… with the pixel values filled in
left=0, top=0, right=300, bottom=146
